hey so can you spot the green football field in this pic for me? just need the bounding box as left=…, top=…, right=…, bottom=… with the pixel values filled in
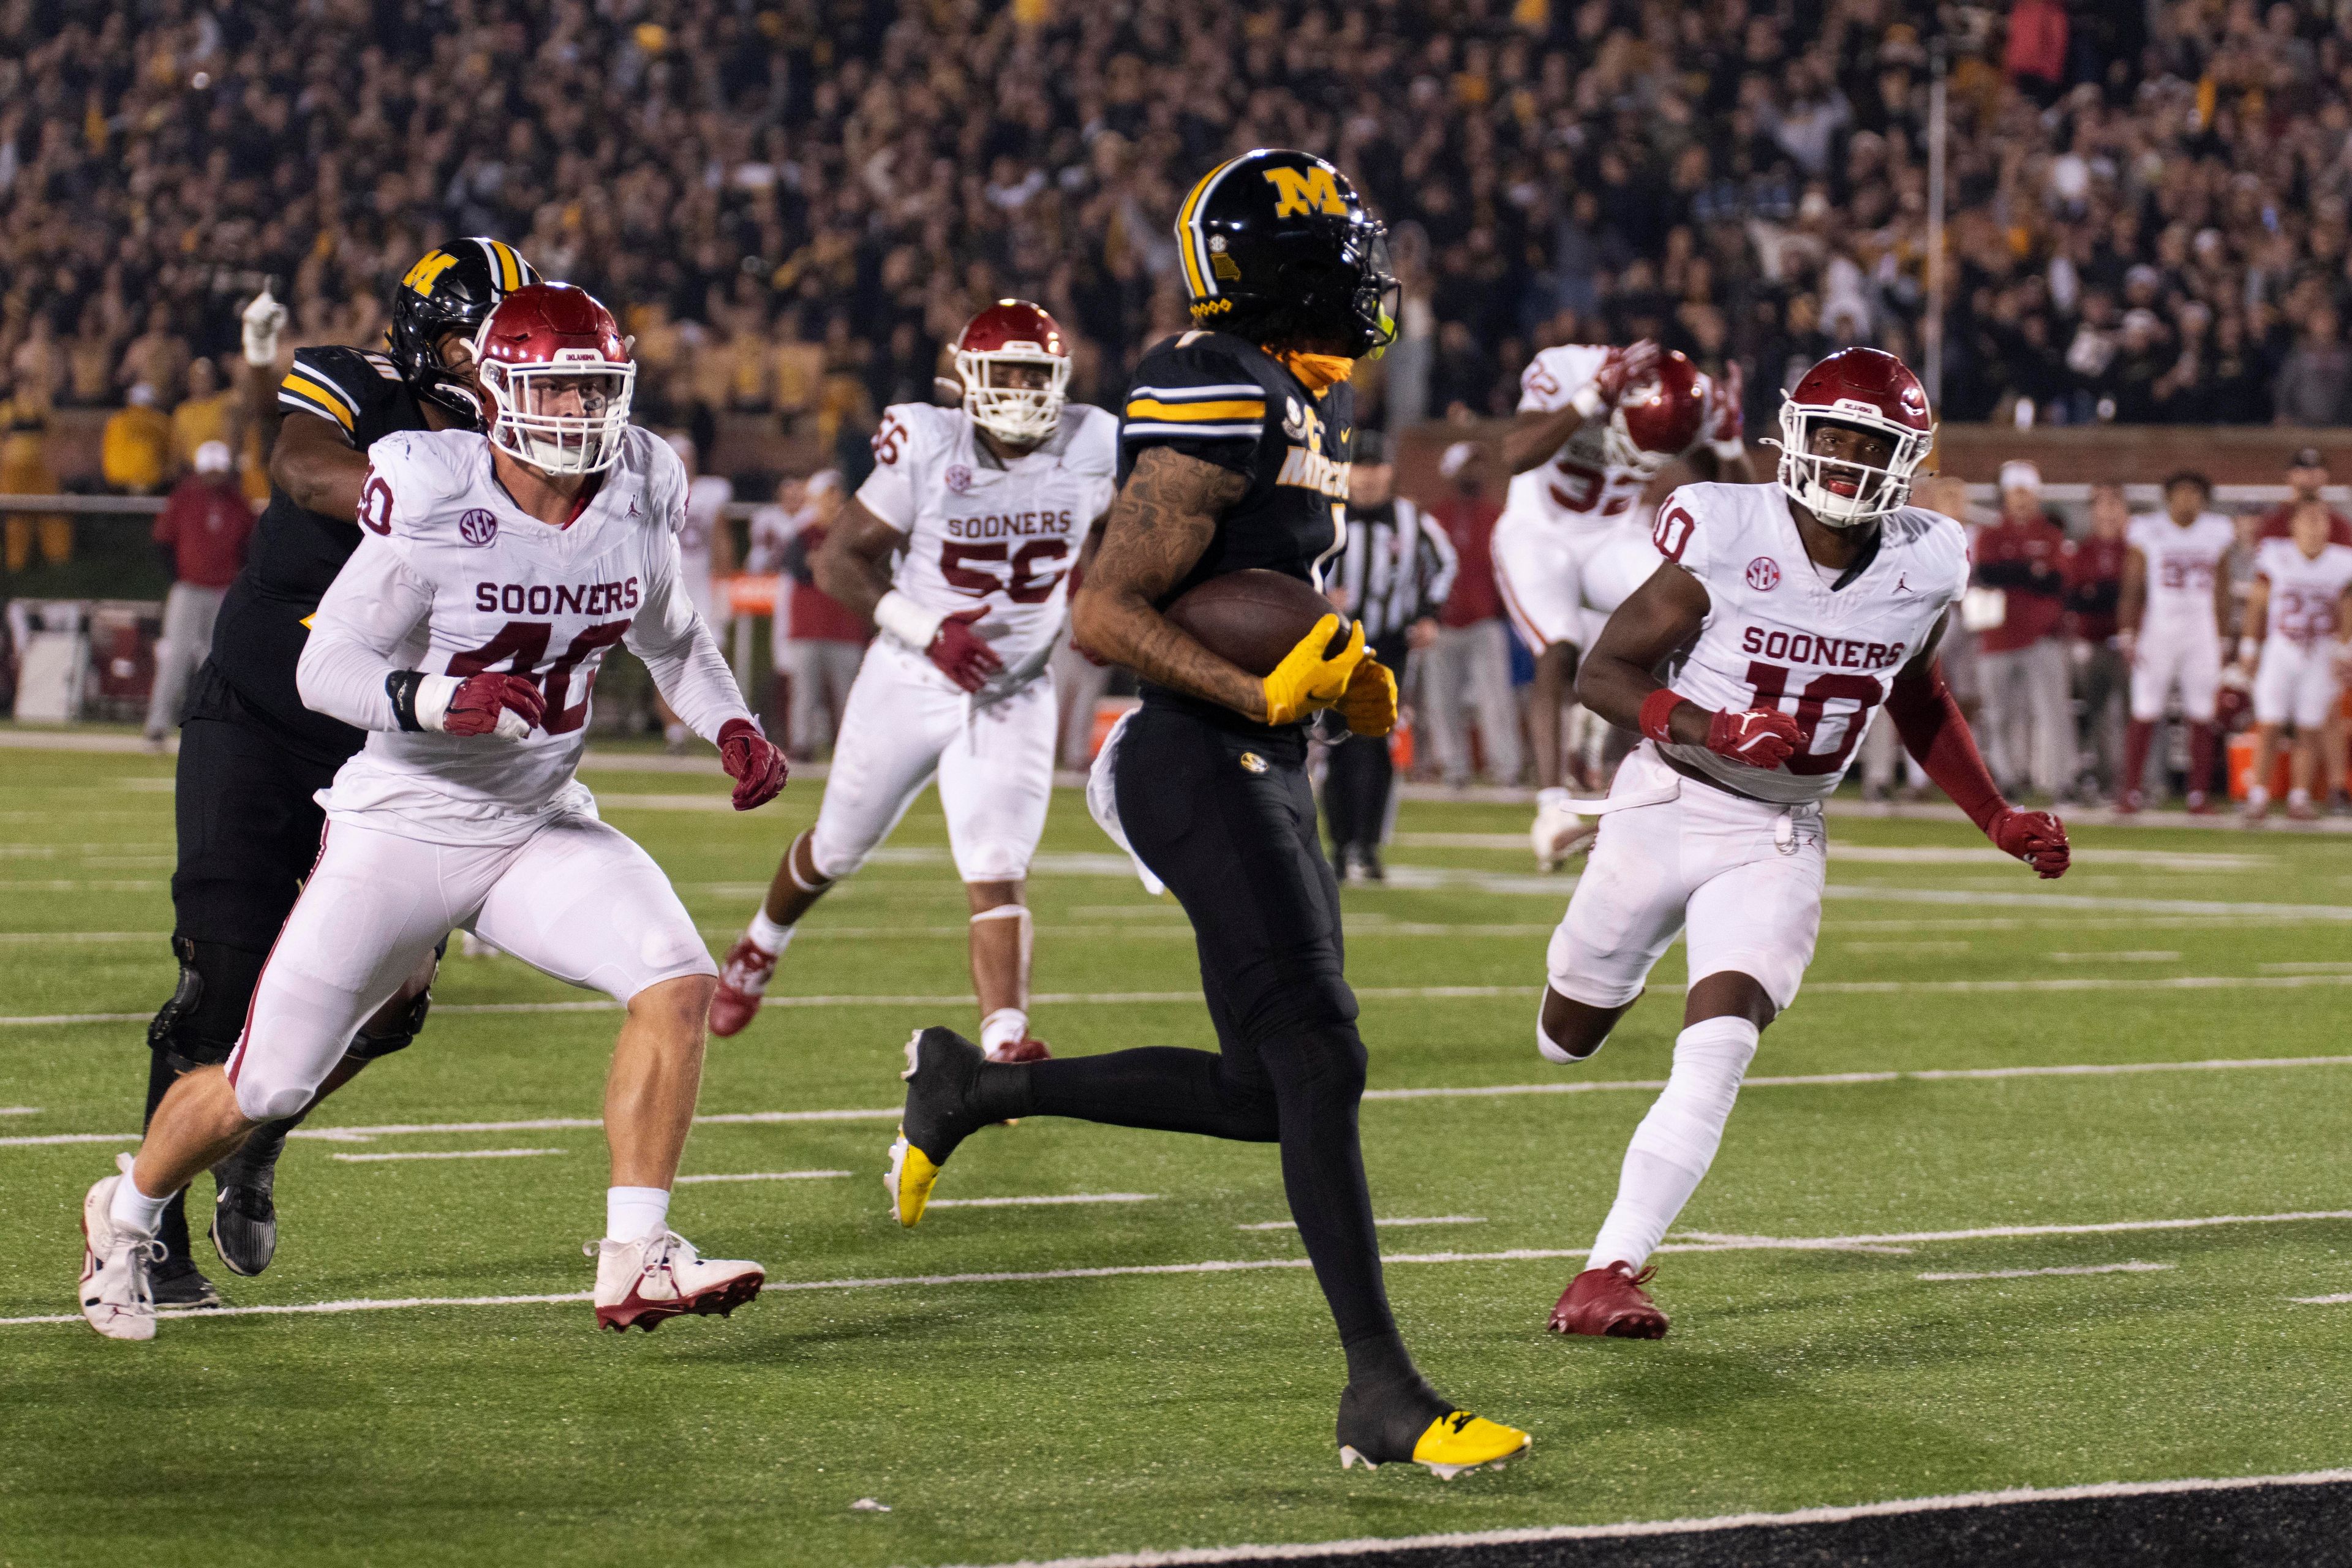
left=4, top=740, right=2351, bottom=1566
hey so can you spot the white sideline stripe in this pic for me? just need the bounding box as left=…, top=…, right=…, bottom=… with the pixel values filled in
left=330, top=1148, right=564, bottom=1163
left=1236, top=1216, right=1485, bottom=1231
left=2292, top=1293, right=2352, bottom=1305
left=925, top=1193, right=1158, bottom=1208
left=0, top=1293, right=593, bottom=1327
left=21, top=970, right=2352, bottom=1030
left=11, top=1054, right=2352, bottom=1150
left=7, top=1212, right=2350, bottom=1331
left=1918, top=1262, right=2174, bottom=1282
left=2048, top=951, right=2180, bottom=962
left=938, top=1469, right=2352, bottom=1567
left=0, top=1106, right=37, bottom=1116
left=675, top=1170, right=852, bottom=1184
left=0, top=932, right=158, bottom=943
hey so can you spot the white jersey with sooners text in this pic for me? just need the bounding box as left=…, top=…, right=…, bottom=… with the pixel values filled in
left=1504, top=344, right=1689, bottom=532
left=1649, top=483, right=1970, bottom=804
left=2127, top=512, right=2234, bottom=633
left=296, top=425, right=747, bottom=842
left=857, top=401, right=1117, bottom=693
left=2255, top=537, right=2352, bottom=643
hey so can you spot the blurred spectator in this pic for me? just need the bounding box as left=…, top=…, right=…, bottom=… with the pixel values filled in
left=1, top=372, right=66, bottom=571
left=2274, top=309, right=2352, bottom=428
left=2002, top=0, right=2068, bottom=104
left=1417, top=456, right=1521, bottom=788
left=169, top=360, right=237, bottom=475
left=143, top=442, right=254, bottom=745
left=774, top=472, right=866, bottom=759
left=1972, top=461, right=2074, bottom=797
left=101, top=385, right=172, bottom=496
left=2064, top=483, right=2132, bottom=799
left=2257, top=448, right=2352, bottom=546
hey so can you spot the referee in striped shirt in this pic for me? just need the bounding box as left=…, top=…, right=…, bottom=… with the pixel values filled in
left=1325, top=430, right=1457, bottom=881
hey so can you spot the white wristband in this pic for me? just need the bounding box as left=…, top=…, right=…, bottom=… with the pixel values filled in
left=1569, top=383, right=1608, bottom=421
left=2239, top=637, right=2260, bottom=663
left=415, top=674, right=461, bottom=732
left=1536, top=786, right=1573, bottom=813
left=1708, top=437, right=1746, bottom=462
left=873, top=589, right=946, bottom=651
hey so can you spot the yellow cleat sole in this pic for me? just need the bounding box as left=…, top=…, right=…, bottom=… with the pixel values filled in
left=1340, top=1413, right=1531, bottom=1479
left=885, top=1129, right=941, bottom=1228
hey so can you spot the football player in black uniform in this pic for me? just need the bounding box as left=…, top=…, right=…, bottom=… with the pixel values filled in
left=881, top=152, right=1529, bottom=1474
left=141, top=239, right=538, bottom=1306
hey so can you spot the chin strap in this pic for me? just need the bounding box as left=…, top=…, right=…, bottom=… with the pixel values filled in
left=1883, top=658, right=2006, bottom=834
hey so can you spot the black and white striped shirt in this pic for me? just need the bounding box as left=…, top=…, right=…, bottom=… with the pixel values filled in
left=1333, top=497, right=1459, bottom=649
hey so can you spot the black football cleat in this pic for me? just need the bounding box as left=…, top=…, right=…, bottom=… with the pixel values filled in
left=885, top=1027, right=992, bottom=1227
left=208, top=1162, right=279, bottom=1278
left=148, top=1254, right=223, bottom=1310
left=1336, top=1374, right=1530, bottom=1479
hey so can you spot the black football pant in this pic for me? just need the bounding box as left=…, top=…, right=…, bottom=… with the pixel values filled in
left=987, top=703, right=1419, bottom=1388
left=1322, top=733, right=1393, bottom=862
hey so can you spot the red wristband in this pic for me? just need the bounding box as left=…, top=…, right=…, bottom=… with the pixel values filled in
left=1638, top=687, right=1686, bottom=745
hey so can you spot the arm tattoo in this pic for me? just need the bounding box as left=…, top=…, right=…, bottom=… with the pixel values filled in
left=1072, top=447, right=1264, bottom=717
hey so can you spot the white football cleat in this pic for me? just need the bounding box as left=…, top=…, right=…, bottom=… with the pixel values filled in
left=587, top=1230, right=764, bottom=1332
left=80, top=1154, right=164, bottom=1342
left=1531, top=787, right=1594, bottom=870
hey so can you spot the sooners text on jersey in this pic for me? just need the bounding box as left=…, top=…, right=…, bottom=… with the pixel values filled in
left=858, top=401, right=1117, bottom=690
left=1649, top=482, right=1971, bottom=804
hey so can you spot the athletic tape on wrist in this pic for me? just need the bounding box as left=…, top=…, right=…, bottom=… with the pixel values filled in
left=874, top=589, right=946, bottom=650
left=1570, top=382, right=1607, bottom=421
left=1638, top=687, right=1686, bottom=746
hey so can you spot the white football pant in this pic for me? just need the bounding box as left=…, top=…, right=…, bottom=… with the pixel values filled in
left=2129, top=625, right=2221, bottom=723
left=2253, top=638, right=2343, bottom=729
left=1492, top=511, right=1654, bottom=653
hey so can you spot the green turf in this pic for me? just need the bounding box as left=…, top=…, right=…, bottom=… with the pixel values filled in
left=4, top=741, right=2351, bottom=1566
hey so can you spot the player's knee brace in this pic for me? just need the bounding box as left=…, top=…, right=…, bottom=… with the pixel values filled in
left=147, top=937, right=267, bottom=1071
left=347, top=936, right=447, bottom=1061
left=1625, top=1016, right=1760, bottom=1177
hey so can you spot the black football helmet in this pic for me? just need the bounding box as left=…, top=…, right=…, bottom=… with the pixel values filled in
left=386, top=237, right=539, bottom=425
left=1174, top=149, right=1398, bottom=358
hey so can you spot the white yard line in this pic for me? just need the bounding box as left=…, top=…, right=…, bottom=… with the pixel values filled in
left=331, top=1148, right=564, bottom=1163
left=0, top=932, right=159, bottom=943
left=7, top=1210, right=2347, bottom=1331
left=9, top=1053, right=2352, bottom=1150
left=0, top=1106, right=37, bottom=1116
left=1235, top=1216, right=1485, bottom=1231
left=925, top=1193, right=1159, bottom=1208
left=674, top=1170, right=853, bottom=1184
left=1917, top=1262, right=2174, bottom=1282
left=2291, top=1292, right=2352, bottom=1305
left=933, top=1468, right=2352, bottom=1567
left=2048, top=951, right=2181, bottom=963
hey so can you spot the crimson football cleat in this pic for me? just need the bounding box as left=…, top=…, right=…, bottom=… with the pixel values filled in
left=587, top=1231, right=763, bottom=1332
left=986, top=1036, right=1052, bottom=1064
left=707, top=935, right=777, bottom=1038
left=1547, top=1262, right=1670, bottom=1339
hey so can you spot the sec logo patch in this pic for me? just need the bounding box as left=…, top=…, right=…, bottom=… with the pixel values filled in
left=944, top=464, right=973, bottom=494
left=1238, top=752, right=1268, bottom=775
left=1746, top=556, right=1780, bottom=591
left=458, top=509, right=499, bottom=547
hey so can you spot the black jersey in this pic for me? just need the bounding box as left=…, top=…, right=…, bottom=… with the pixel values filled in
left=203, top=346, right=434, bottom=763
left=1118, top=330, right=1354, bottom=733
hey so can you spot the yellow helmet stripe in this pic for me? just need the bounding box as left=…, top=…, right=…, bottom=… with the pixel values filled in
left=1175, top=157, right=1243, bottom=301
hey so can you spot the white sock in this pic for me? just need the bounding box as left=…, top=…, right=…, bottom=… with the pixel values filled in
left=109, top=1168, right=173, bottom=1238
left=1587, top=1015, right=1760, bottom=1271
left=2288, top=787, right=2311, bottom=808
left=605, top=1185, right=671, bottom=1243
left=745, top=907, right=795, bottom=956
left=979, top=1007, right=1028, bottom=1057
left=2247, top=785, right=2271, bottom=808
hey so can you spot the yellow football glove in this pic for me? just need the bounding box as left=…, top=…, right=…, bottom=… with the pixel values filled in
left=1261, top=614, right=1366, bottom=726
left=1338, top=656, right=1398, bottom=737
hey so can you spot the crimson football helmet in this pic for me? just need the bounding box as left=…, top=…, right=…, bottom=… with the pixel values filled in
left=1771, top=347, right=1934, bottom=526
left=954, top=300, right=1071, bottom=445
left=1604, top=349, right=1709, bottom=477
left=473, top=283, right=635, bottom=476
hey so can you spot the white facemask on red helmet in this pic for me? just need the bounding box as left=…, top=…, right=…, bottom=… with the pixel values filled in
left=473, top=283, right=636, bottom=477
left=954, top=300, right=1071, bottom=445
left=1604, top=349, right=1708, bottom=477
left=1771, top=347, right=1934, bottom=527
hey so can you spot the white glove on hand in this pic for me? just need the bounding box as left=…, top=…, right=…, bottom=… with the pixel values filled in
left=242, top=290, right=289, bottom=368
left=1531, top=785, right=1594, bottom=871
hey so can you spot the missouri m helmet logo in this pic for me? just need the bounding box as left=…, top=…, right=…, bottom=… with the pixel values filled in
left=401, top=251, right=462, bottom=298
left=1262, top=165, right=1349, bottom=218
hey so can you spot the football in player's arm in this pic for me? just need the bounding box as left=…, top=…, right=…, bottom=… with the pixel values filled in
left=706, top=302, right=1113, bottom=1063
left=1532, top=348, right=2068, bottom=1344
left=80, top=284, right=784, bottom=1343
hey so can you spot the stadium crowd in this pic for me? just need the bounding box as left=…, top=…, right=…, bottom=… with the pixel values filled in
left=8, top=0, right=2352, bottom=492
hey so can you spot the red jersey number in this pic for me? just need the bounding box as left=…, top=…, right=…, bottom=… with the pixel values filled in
left=1744, top=662, right=1883, bottom=775
left=446, top=619, right=633, bottom=736
left=938, top=538, right=1070, bottom=605
left=359, top=473, right=394, bottom=536
left=871, top=414, right=910, bottom=467
left=1653, top=502, right=1696, bottom=563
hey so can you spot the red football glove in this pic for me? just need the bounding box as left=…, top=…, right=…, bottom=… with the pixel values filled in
left=1705, top=706, right=1804, bottom=769
left=1707, top=360, right=1744, bottom=447
left=1590, top=339, right=1663, bottom=409
left=929, top=606, right=1005, bottom=693
left=442, top=674, right=545, bottom=738
left=717, top=717, right=788, bottom=810
left=1989, top=806, right=2070, bottom=879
